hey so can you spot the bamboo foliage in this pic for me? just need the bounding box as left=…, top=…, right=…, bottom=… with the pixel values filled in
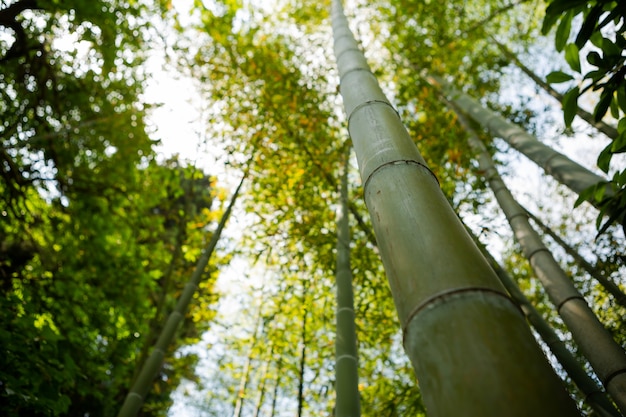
left=331, top=0, right=579, bottom=415
left=116, top=173, right=247, bottom=417
left=491, top=38, right=619, bottom=139
left=445, top=101, right=626, bottom=414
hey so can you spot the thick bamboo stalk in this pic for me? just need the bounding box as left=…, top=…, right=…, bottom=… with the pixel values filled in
left=331, top=1, right=579, bottom=415
left=446, top=101, right=626, bottom=414
left=335, top=148, right=361, bottom=417
left=466, top=227, right=622, bottom=417
left=116, top=173, right=246, bottom=417
left=428, top=75, right=611, bottom=206
left=524, top=208, right=626, bottom=308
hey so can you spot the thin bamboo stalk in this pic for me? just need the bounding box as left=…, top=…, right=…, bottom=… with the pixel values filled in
left=524, top=207, right=626, bottom=308
left=427, top=74, right=611, bottom=207
left=116, top=173, right=247, bottom=417
left=334, top=147, right=361, bottom=417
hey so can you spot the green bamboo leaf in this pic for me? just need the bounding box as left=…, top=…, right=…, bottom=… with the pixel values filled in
left=610, top=94, right=620, bottom=119
left=562, top=87, right=579, bottom=127
left=575, top=5, right=603, bottom=48
left=597, top=143, right=613, bottom=173
left=589, top=32, right=604, bottom=48
left=587, top=51, right=603, bottom=68
left=594, top=183, right=607, bottom=203
left=546, top=71, right=573, bottom=83
left=601, top=37, right=621, bottom=57
left=542, top=13, right=561, bottom=35
left=617, top=87, right=626, bottom=113
left=564, top=43, right=581, bottom=72
left=611, top=131, right=626, bottom=154
left=545, top=0, right=587, bottom=17
left=555, top=11, right=573, bottom=51
left=584, top=69, right=606, bottom=82
left=594, top=89, right=614, bottom=122
left=574, top=185, right=596, bottom=207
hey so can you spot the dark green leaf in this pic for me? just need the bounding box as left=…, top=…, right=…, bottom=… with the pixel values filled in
left=596, top=207, right=623, bottom=238
left=575, top=5, right=603, bottom=48
left=601, top=37, right=621, bottom=57
left=545, top=0, right=587, bottom=17
left=584, top=69, right=606, bottom=82
left=587, top=51, right=603, bottom=67
left=598, top=8, right=621, bottom=31
left=562, top=87, right=580, bottom=127
left=542, top=13, right=561, bottom=35
left=564, top=43, right=581, bottom=72
left=597, top=142, right=613, bottom=173
left=555, top=11, right=573, bottom=51
left=594, top=89, right=614, bottom=122
left=546, top=71, right=574, bottom=83
left=595, top=183, right=607, bottom=203
left=574, top=184, right=597, bottom=207
left=612, top=131, right=626, bottom=154
left=610, top=94, right=620, bottom=119
left=589, top=32, right=604, bottom=48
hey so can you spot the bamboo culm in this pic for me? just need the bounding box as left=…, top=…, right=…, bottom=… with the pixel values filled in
left=445, top=99, right=626, bottom=414
left=116, top=173, right=247, bottom=417
left=466, top=226, right=622, bottom=417
left=524, top=207, right=626, bottom=308
left=428, top=74, right=612, bottom=208
left=334, top=147, right=361, bottom=417
left=331, top=1, right=579, bottom=415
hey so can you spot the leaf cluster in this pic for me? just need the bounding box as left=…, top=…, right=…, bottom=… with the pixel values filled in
left=544, top=0, right=626, bottom=234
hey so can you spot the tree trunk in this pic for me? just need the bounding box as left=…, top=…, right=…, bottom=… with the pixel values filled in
left=116, top=173, right=247, bottom=417
left=466, top=227, right=622, bottom=417
left=446, top=100, right=626, bottom=414
left=331, top=1, right=580, bottom=415
left=492, top=39, right=619, bottom=139
left=524, top=207, right=626, bottom=308
left=428, top=75, right=612, bottom=207
left=334, top=147, right=361, bottom=417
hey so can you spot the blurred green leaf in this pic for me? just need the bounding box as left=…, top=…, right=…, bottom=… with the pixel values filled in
left=564, top=43, right=581, bottom=72
left=546, top=71, right=573, bottom=83
left=562, top=87, right=580, bottom=127
left=555, top=10, right=573, bottom=51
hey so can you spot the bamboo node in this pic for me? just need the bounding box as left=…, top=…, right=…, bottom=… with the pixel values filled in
left=402, top=287, right=516, bottom=348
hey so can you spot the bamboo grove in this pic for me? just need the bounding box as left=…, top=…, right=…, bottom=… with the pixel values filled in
left=1, top=0, right=625, bottom=416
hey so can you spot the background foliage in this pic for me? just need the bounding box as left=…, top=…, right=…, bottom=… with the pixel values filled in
left=1, top=0, right=625, bottom=416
